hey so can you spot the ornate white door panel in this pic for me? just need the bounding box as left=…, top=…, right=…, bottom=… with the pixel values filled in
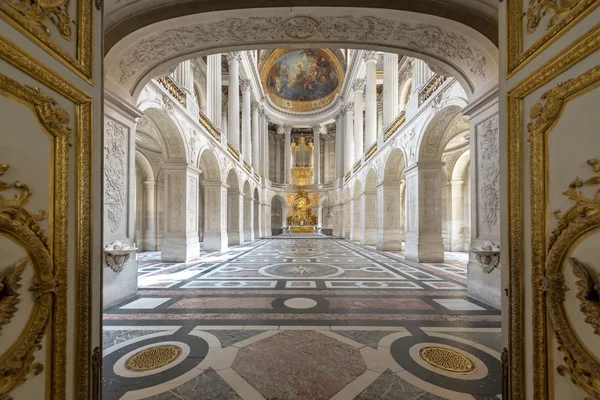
left=0, top=1, right=102, bottom=399
left=502, top=0, right=600, bottom=398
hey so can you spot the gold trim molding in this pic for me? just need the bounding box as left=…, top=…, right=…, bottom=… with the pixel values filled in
left=506, top=0, right=599, bottom=77
left=542, top=162, right=600, bottom=399
left=0, top=0, right=93, bottom=82
left=0, top=37, right=92, bottom=398
left=506, top=22, right=600, bottom=400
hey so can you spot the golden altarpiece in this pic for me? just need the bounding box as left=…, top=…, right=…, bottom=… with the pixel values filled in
left=287, top=135, right=319, bottom=232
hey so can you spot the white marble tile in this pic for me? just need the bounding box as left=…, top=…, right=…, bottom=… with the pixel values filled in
left=233, top=330, right=281, bottom=348
left=318, top=330, right=364, bottom=348
left=329, top=370, right=380, bottom=400
left=332, top=326, right=407, bottom=331
left=119, top=297, right=171, bottom=309
left=218, top=368, right=266, bottom=400
left=433, top=298, right=485, bottom=310
left=279, top=325, right=331, bottom=330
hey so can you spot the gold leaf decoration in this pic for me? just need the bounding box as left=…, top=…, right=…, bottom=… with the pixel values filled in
left=0, top=162, right=54, bottom=399
left=569, top=257, right=600, bottom=335
left=0, top=258, right=27, bottom=334
left=4, top=0, right=73, bottom=39
left=526, top=0, right=581, bottom=34
left=543, top=160, right=600, bottom=399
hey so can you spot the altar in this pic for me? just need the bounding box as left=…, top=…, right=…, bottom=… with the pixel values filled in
left=289, top=225, right=317, bottom=233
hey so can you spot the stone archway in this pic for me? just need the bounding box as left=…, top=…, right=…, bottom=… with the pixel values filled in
left=377, top=147, right=406, bottom=250
left=198, top=147, right=227, bottom=251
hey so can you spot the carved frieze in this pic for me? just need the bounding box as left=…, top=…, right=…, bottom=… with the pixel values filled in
left=477, top=115, right=499, bottom=236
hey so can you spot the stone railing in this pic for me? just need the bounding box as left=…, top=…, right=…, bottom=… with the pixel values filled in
left=243, top=161, right=252, bottom=172
left=419, top=74, right=447, bottom=105
left=384, top=110, right=406, bottom=141
left=157, top=76, right=186, bottom=106
left=353, top=160, right=362, bottom=173
left=365, top=142, right=378, bottom=160
left=198, top=110, right=220, bottom=141
left=227, top=144, right=240, bottom=161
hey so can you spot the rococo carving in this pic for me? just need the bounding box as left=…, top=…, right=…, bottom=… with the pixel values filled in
left=4, top=0, right=73, bottom=39
left=0, top=164, right=55, bottom=398
left=542, top=160, right=600, bottom=398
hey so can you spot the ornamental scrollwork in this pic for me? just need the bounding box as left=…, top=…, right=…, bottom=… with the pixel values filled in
left=542, top=159, right=600, bottom=399
left=0, top=164, right=55, bottom=399
left=525, top=0, right=581, bottom=34
left=3, top=0, right=73, bottom=40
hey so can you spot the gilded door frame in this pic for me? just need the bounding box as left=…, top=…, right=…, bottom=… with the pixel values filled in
left=0, top=36, right=93, bottom=398
left=507, top=22, right=600, bottom=400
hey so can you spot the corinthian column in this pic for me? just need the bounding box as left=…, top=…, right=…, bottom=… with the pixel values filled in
left=412, top=59, right=433, bottom=91
left=240, top=78, right=252, bottom=163
left=206, top=54, right=222, bottom=128
left=335, top=110, right=345, bottom=181
left=251, top=101, right=259, bottom=171
left=226, top=52, right=241, bottom=150
left=363, top=51, right=378, bottom=149
left=344, top=103, right=355, bottom=173
left=383, top=53, right=398, bottom=128
left=172, top=60, right=194, bottom=97
left=313, top=125, right=324, bottom=185
left=352, top=79, right=365, bottom=161
left=279, top=124, right=293, bottom=184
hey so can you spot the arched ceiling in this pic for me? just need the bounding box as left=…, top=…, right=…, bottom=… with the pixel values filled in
left=260, top=48, right=345, bottom=112
left=104, top=1, right=498, bottom=54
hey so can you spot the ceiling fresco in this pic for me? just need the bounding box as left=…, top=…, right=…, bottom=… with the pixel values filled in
left=260, top=49, right=345, bottom=112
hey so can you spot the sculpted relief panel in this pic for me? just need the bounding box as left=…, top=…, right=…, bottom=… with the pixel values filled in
left=169, top=174, right=183, bottom=231
left=476, top=114, right=499, bottom=237
left=407, top=175, right=417, bottom=232
left=187, top=176, right=197, bottom=231
left=104, top=119, right=129, bottom=236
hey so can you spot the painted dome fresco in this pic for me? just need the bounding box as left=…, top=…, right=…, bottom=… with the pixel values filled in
left=260, top=49, right=345, bottom=112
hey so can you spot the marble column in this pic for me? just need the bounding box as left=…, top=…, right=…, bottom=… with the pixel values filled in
left=162, top=164, right=201, bottom=262
left=335, top=111, right=345, bottom=181
left=227, top=52, right=241, bottom=150
left=227, top=189, right=244, bottom=246
left=360, top=190, right=377, bottom=245
left=260, top=108, right=269, bottom=178
left=203, top=182, right=228, bottom=251
left=251, top=101, right=260, bottom=171
left=450, top=180, right=466, bottom=251
left=172, top=60, right=194, bottom=98
left=363, top=51, right=378, bottom=149
left=141, top=181, right=159, bottom=251
left=244, top=196, right=255, bottom=242
left=344, top=103, right=355, bottom=173
left=207, top=54, right=222, bottom=129
left=376, top=181, right=403, bottom=250
left=240, top=79, right=252, bottom=163
left=404, top=162, right=444, bottom=263
left=332, top=204, right=344, bottom=237
left=323, top=135, right=331, bottom=183
left=312, top=125, right=322, bottom=185
left=262, top=202, right=272, bottom=236
left=377, top=101, right=383, bottom=138
left=275, top=135, right=282, bottom=183
left=255, top=197, right=263, bottom=238
left=221, top=95, right=228, bottom=145
left=343, top=202, right=351, bottom=239
left=383, top=53, right=398, bottom=128
left=280, top=124, right=292, bottom=184
left=353, top=79, right=365, bottom=161
left=412, top=59, right=433, bottom=91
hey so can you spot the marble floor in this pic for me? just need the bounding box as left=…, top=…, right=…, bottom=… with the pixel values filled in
left=103, top=238, right=502, bottom=400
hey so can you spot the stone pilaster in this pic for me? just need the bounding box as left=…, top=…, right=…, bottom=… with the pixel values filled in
left=203, top=182, right=228, bottom=251
left=332, top=204, right=344, bottom=237
left=377, top=101, right=383, bottom=139
left=350, top=198, right=361, bottom=241
left=363, top=52, right=378, bottom=149
left=344, top=103, right=354, bottom=174
left=279, top=124, right=293, bottom=184
left=227, top=189, right=244, bottom=246
left=240, top=79, right=252, bottom=163
left=404, top=162, right=444, bottom=263
left=312, top=124, right=322, bottom=185
left=383, top=53, right=398, bottom=128
left=226, top=52, right=241, bottom=150
left=323, top=135, right=331, bottom=183
left=251, top=101, right=260, bottom=171
left=141, top=180, right=159, bottom=251
left=207, top=54, right=222, bottom=128
left=360, top=190, right=377, bottom=245
left=412, top=59, right=433, bottom=91
left=172, top=60, right=194, bottom=98
left=353, top=79, right=365, bottom=161
left=376, top=181, right=403, bottom=250
left=244, top=195, right=255, bottom=242
left=161, top=164, right=201, bottom=261
left=335, top=111, right=345, bottom=181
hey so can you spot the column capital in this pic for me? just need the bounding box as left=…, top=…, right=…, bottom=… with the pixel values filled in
left=377, top=100, right=383, bottom=113
left=344, top=102, right=354, bottom=113
left=352, top=79, right=365, bottom=92
left=251, top=100, right=260, bottom=111
left=278, top=124, right=293, bottom=135
left=312, top=124, right=325, bottom=135
left=226, top=52, right=242, bottom=64
left=363, top=51, right=379, bottom=63
left=337, top=108, right=346, bottom=118
left=240, top=78, right=252, bottom=92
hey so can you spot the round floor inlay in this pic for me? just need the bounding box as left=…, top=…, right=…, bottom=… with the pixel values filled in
left=261, top=263, right=343, bottom=278
left=418, top=346, right=476, bottom=374
left=283, top=297, right=318, bottom=309
left=125, top=345, right=182, bottom=371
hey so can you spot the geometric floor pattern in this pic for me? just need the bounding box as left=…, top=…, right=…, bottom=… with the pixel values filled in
left=103, top=238, right=502, bottom=399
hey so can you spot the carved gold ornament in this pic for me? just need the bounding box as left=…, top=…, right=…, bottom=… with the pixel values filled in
left=4, top=0, right=73, bottom=39
left=0, top=164, right=55, bottom=399
left=125, top=345, right=183, bottom=371
left=542, top=160, right=600, bottom=399
left=525, top=0, right=581, bottom=33
left=418, top=347, right=476, bottom=374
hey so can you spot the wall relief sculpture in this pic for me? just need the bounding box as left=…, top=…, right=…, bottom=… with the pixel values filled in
left=104, top=119, right=128, bottom=234
left=542, top=160, right=600, bottom=398
left=169, top=175, right=183, bottom=231
left=477, top=115, right=500, bottom=235
left=187, top=176, right=196, bottom=230
left=407, top=176, right=417, bottom=231
left=0, top=164, right=54, bottom=398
